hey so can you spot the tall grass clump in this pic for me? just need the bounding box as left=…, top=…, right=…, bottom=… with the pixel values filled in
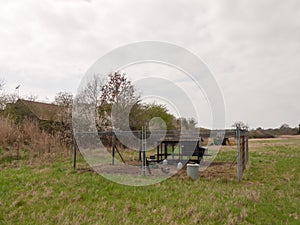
left=0, top=116, right=70, bottom=165
left=0, top=116, right=20, bottom=146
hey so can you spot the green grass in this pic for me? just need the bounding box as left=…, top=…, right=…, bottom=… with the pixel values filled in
left=1, top=137, right=300, bottom=224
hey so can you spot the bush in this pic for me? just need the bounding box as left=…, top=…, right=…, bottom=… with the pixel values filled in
left=248, top=129, right=275, bottom=139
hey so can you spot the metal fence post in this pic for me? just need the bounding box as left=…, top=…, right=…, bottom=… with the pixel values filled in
left=72, top=134, right=76, bottom=170
left=142, top=126, right=147, bottom=176
left=245, top=136, right=249, bottom=164
left=236, top=126, right=242, bottom=182
left=112, top=133, right=115, bottom=165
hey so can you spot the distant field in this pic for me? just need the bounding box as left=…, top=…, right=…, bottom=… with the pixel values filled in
left=1, top=136, right=300, bottom=224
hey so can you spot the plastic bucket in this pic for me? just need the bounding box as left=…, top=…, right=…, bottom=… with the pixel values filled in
left=187, top=163, right=200, bottom=179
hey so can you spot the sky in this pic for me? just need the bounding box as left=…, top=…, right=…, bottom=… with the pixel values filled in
left=0, top=0, right=299, bottom=129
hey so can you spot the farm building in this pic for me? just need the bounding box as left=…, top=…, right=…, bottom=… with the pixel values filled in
left=5, top=99, right=71, bottom=133
left=6, top=99, right=61, bottom=121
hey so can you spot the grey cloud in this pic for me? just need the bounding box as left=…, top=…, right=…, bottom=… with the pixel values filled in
left=0, top=0, right=299, bottom=128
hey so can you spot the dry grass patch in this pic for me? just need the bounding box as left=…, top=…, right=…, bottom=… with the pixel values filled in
left=0, top=116, right=70, bottom=167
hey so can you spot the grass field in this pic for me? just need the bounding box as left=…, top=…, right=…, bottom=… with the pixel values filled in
left=1, top=136, right=300, bottom=224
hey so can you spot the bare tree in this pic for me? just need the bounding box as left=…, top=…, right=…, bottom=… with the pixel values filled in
left=74, top=72, right=141, bottom=131
left=55, top=92, right=73, bottom=108
left=100, top=72, right=140, bottom=131
left=25, top=94, right=38, bottom=101
left=0, top=79, right=5, bottom=91
left=54, top=91, right=73, bottom=124
left=54, top=91, right=74, bottom=145
left=73, top=75, right=105, bottom=132
left=232, top=121, right=249, bottom=130
left=100, top=72, right=139, bottom=105
left=0, top=79, right=18, bottom=110
left=81, top=74, right=103, bottom=106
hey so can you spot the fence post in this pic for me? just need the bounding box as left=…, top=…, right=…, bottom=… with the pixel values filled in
left=112, top=133, right=115, bottom=165
left=236, top=125, right=242, bottom=182
left=142, top=126, right=147, bottom=176
left=245, top=136, right=249, bottom=164
left=72, top=134, right=76, bottom=170
left=139, top=131, right=142, bottom=161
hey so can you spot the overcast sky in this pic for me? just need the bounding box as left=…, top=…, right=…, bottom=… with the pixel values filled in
left=0, top=0, right=299, bottom=129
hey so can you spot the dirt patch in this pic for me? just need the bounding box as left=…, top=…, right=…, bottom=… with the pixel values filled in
left=92, top=162, right=179, bottom=178
left=169, top=161, right=239, bottom=181
left=77, top=160, right=239, bottom=181
left=199, top=162, right=237, bottom=180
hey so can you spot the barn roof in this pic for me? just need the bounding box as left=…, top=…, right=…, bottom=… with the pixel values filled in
left=17, top=99, right=62, bottom=122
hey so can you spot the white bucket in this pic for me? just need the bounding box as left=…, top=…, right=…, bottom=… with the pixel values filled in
left=187, top=163, right=200, bottom=179
left=177, top=162, right=183, bottom=170
left=163, top=159, right=168, bottom=166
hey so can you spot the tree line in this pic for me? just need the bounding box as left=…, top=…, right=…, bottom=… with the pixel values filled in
left=72, top=71, right=197, bottom=133
left=1, top=72, right=197, bottom=134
